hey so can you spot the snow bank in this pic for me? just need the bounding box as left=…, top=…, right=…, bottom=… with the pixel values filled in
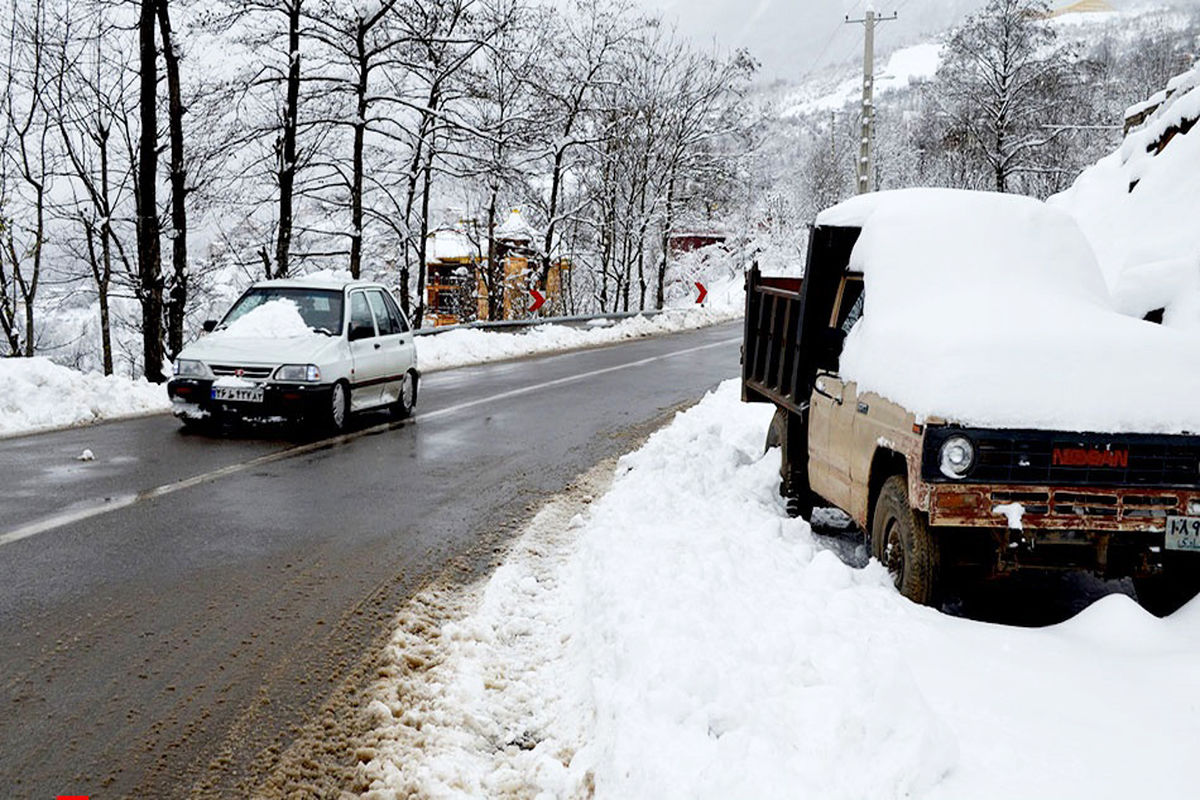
left=1050, top=61, right=1200, bottom=328
left=214, top=298, right=315, bottom=339
left=359, top=380, right=1200, bottom=799
left=0, top=357, right=169, bottom=437
left=416, top=305, right=739, bottom=372
left=819, top=188, right=1200, bottom=433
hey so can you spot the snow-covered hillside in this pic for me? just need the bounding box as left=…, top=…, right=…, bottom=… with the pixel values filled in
left=1051, top=59, right=1200, bottom=328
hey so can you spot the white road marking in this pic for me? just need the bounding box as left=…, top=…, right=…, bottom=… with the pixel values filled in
left=0, top=336, right=739, bottom=548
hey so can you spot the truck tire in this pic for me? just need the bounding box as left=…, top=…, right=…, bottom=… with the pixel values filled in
left=871, top=474, right=939, bottom=605
left=1135, top=554, right=1200, bottom=617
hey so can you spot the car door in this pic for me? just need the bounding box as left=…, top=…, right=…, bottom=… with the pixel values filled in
left=365, top=288, right=406, bottom=405
left=380, top=288, right=416, bottom=373
left=347, top=290, right=387, bottom=410
left=807, top=274, right=864, bottom=513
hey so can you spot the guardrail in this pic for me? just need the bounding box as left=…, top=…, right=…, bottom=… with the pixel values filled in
left=412, top=309, right=669, bottom=336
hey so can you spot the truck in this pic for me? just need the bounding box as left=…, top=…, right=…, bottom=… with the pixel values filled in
left=742, top=188, right=1200, bottom=614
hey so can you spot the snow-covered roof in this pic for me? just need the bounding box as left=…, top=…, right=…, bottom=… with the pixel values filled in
left=825, top=188, right=1200, bottom=433
left=427, top=228, right=480, bottom=262
left=494, top=209, right=540, bottom=244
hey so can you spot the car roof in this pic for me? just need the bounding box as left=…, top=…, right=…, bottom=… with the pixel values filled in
left=249, top=276, right=385, bottom=292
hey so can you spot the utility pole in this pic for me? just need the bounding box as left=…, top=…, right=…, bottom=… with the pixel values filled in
left=845, top=8, right=897, bottom=194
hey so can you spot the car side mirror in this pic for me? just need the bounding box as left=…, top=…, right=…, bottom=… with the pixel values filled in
left=202, top=319, right=217, bottom=333
left=348, top=322, right=373, bottom=342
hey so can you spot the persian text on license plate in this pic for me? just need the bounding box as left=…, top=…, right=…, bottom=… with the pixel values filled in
left=212, top=385, right=264, bottom=403
left=1165, top=515, right=1200, bottom=552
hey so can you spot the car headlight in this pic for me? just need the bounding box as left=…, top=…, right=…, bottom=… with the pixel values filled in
left=274, top=364, right=321, bottom=382
left=939, top=435, right=975, bottom=479
left=174, top=359, right=211, bottom=378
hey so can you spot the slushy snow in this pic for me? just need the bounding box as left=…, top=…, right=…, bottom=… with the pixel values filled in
left=357, top=381, right=1200, bottom=799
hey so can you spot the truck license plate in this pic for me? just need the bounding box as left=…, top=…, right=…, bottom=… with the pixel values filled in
left=212, top=386, right=264, bottom=403
left=1165, top=516, right=1200, bottom=551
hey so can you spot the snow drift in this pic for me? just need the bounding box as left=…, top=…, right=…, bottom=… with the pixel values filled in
left=359, top=381, right=1200, bottom=799
left=0, top=357, right=169, bottom=436
left=816, top=187, right=1200, bottom=434
left=1050, top=60, right=1200, bottom=328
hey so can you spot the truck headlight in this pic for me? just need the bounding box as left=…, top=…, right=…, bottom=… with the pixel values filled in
left=174, top=359, right=211, bottom=378
left=274, top=364, right=320, bottom=382
left=939, top=435, right=975, bottom=479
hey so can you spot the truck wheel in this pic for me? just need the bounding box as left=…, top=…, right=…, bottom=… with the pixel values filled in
left=1135, top=555, right=1200, bottom=617
left=871, top=474, right=939, bottom=605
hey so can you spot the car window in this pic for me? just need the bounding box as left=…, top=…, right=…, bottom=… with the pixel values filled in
left=380, top=290, right=409, bottom=333
left=349, top=292, right=377, bottom=339
left=220, top=287, right=344, bottom=335
left=367, top=290, right=398, bottom=336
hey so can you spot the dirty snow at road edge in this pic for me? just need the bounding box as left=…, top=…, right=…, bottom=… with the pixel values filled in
left=358, top=380, right=1200, bottom=799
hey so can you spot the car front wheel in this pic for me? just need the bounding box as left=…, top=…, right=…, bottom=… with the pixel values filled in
left=871, top=474, right=939, bottom=605
left=321, top=381, right=349, bottom=434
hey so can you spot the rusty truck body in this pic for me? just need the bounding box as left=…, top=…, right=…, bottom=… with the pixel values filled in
left=742, top=221, right=1200, bottom=612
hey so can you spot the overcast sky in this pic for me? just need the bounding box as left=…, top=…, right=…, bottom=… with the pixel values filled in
left=637, top=0, right=992, bottom=80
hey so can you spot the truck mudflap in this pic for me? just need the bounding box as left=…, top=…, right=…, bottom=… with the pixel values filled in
left=927, top=483, right=1198, bottom=532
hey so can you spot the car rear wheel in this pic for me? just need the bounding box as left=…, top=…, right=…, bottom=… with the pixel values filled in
left=871, top=474, right=939, bottom=605
left=392, top=371, right=416, bottom=419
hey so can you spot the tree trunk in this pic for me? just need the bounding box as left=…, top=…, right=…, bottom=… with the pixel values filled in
left=485, top=189, right=499, bottom=321
left=414, top=148, right=433, bottom=327
left=158, top=0, right=187, bottom=359
left=137, top=0, right=164, bottom=382
left=655, top=175, right=675, bottom=310
left=348, top=19, right=368, bottom=278
left=275, top=0, right=301, bottom=278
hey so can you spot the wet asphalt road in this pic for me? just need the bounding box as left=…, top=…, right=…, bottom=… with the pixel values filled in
left=0, top=321, right=741, bottom=798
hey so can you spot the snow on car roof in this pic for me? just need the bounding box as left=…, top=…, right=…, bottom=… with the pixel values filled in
left=250, top=269, right=376, bottom=291
left=825, top=188, right=1200, bottom=433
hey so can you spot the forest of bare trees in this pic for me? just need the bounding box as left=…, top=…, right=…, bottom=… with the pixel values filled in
left=0, top=0, right=756, bottom=379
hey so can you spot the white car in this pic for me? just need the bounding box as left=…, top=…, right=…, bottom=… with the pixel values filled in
left=167, top=277, right=418, bottom=432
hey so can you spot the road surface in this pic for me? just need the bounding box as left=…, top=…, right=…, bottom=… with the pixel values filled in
left=0, top=321, right=741, bottom=798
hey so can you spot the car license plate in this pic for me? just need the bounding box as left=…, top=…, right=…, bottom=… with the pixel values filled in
left=212, top=385, right=264, bottom=403
left=1165, top=516, right=1200, bottom=551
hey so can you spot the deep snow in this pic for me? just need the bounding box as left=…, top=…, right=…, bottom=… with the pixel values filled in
left=818, top=187, right=1200, bottom=433
left=357, top=380, right=1200, bottom=799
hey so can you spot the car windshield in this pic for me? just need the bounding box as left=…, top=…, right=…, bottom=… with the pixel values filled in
left=220, top=287, right=344, bottom=335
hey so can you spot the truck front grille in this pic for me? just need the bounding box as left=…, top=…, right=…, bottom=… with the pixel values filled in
left=923, top=428, right=1200, bottom=489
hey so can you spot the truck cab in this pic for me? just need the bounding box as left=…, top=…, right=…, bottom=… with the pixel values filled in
left=743, top=189, right=1200, bottom=613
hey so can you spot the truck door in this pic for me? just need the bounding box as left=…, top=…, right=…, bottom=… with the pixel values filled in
left=807, top=275, right=864, bottom=513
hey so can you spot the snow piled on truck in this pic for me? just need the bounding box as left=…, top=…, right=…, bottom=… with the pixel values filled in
left=357, top=381, right=1200, bottom=799
left=816, top=187, right=1200, bottom=433
left=1049, top=60, right=1200, bottom=328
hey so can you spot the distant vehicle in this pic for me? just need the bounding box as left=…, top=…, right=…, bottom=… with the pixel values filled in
left=167, top=277, right=418, bottom=433
left=743, top=188, right=1200, bottom=615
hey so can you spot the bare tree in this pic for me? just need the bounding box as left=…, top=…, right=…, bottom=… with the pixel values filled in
left=2, top=0, right=54, bottom=357
left=937, top=0, right=1075, bottom=193
left=136, top=0, right=164, bottom=381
